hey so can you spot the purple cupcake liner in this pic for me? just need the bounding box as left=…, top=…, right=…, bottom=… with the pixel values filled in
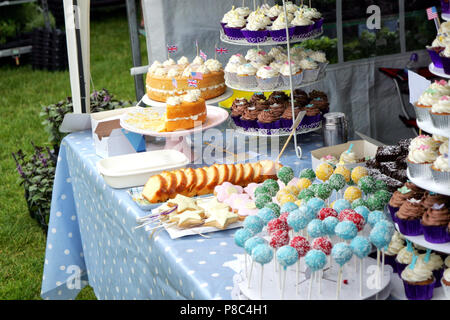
left=403, top=279, right=436, bottom=300
left=302, top=114, right=322, bottom=126
left=433, top=268, right=444, bottom=288
left=421, top=224, right=449, bottom=244
left=220, top=22, right=226, bottom=30
left=223, top=26, right=245, bottom=40
left=280, top=118, right=293, bottom=129
left=396, top=217, right=423, bottom=236
left=396, top=260, right=408, bottom=275
left=440, top=54, right=450, bottom=75
left=293, top=24, right=313, bottom=38
left=387, top=204, right=399, bottom=223
left=384, top=254, right=397, bottom=273
left=231, top=115, right=242, bottom=128
left=257, top=120, right=281, bottom=132
left=239, top=118, right=257, bottom=131
left=426, top=46, right=444, bottom=68
left=442, top=0, right=450, bottom=13
left=241, top=29, right=270, bottom=44
left=269, top=27, right=296, bottom=42
left=313, top=18, right=324, bottom=31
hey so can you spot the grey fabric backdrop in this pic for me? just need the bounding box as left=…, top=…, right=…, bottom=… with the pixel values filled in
left=142, top=0, right=429, bottom=145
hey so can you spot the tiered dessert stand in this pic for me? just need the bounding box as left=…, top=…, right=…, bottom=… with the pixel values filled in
left=220, top=0, right=327, bottom=158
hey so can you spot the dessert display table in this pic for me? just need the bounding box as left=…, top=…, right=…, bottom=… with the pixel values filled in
left=40, top=123, right=328, bottom=300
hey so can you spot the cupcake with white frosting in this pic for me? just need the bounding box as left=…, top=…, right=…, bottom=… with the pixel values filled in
left=415, top=87, right=443, bottom=125
left=205, top=59, right=222, bottom=73
left=308, top=50, right=328, bottom=75
left=409, top=135, right=440, bottom=151
left=442, top=268, right=450, bottom=299
left=224, top=61, right=240, bottom=85
left=229, top=53, right=246, bottom=65
left=384, top=231, right=405, bottom=273
left=269, top=12, right=295, bottom=42
left=395, top=245, right=418, bottom=275
left=430, top=95, right=450, bottom=130
left=299, top=58, right=320, bottom=83
left=267, top=4, right=282, bottom=21
left=279, top=60, right=303, bottom=86
left=236, top=63, right=258, bottom=88
left=439, top=44, right=450, bottom=75
left=401, top=257, right=436, bottom=300
left=431, top=154, right=450, bottom=184
left=223, top=11, right=246, bottom=40
left=417, top=253, right=445, bottom=288
left=439, top=140, right=448, bottom=155
left=242, top=10, right=271, bottom=43
left=255, top=66, right=280, bottom=90
left=291, top=11, right=314, bottom=37
left=407, top=143, right=438, bottom=178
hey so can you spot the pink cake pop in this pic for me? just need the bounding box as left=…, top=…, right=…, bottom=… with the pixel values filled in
left=267, top=218, right=289, bottom=235
left=318, top=208, right=338, bottom=220
left=338, top=208, right=357, bottom=222
left=343, top=212, right=365, bottom=232
left=290, top=236, right=311, bottom=295
left=270, top=229, right=290, bottom=249
left=214, top=182, right=243, bottom=202
left=311, top=237, right=333, bottom=256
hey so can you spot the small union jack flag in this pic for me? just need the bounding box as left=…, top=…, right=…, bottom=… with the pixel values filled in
left=200, top=50, right=207, bottom=61
left=215, top=47, right=228, bottom=54
left=167, top=45, right=178, bottom=53
left=188, top=79, right=198, bottom=87
left=426, top=7, right=438, bottom=20
left=191, top=72, right=203, bottom=80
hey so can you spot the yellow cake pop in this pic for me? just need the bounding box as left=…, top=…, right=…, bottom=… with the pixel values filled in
left=351, top=166, right=368, bottom=184
left=315, top=163, right=334, bottom=182
left=334, top=165, right=351, bottom=183
left=297, top=178, right=312, bottom=191
left=284, top=185, right=300, bottom=196
left=279, top=193, right=297, bottom=206
left=344, top=186, right=362, bottom=203
left=276, top=189, right=293, bottom=202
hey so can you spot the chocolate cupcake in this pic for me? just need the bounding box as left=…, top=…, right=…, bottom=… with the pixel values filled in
left=268, top=91, right=289, bottom=104
left=294, top=95, right=310, bottom=107
left=396, top=198, right=425, bottom=236
left=280, top=105, right=301, bottom=128
left=405, top=181, right=426, bottom=197
left=257, top=109, right=281, bottom=130
left=293, top=89, right=308, bottom=99
left=231, top=98, right=250, bottom=127
left=269, top=102, right=286, bottom=118
left=240, top=106, right=260, bottom=130
left=308, top=90, right=328, bottom=100
left=310, top=97, right=330, bottom=112
left=421, top=203, right=450, bottom=243
left=388, top=186, right=417, bottom=220
left=254, top=99, right=270, bottom=111
left=421, top=192, right=449, bottom=210
left=250, top=92, right=266, bottom=104
left=304, top=104, right=321, bottom=116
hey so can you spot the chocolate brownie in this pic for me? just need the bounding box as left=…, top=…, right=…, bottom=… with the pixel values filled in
left=397, top=138, right=412, bottom=154
left=392, top=169, right=407, bottom=183
left=365, top=158, right=379, bottom=169
left=375, top=145, right=402, bottom=163
left=380, top=161, right=398, bottom=177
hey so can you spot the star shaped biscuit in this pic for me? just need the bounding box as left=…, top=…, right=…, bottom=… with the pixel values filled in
left=203, top=208, right=239, bottom=230
left=167, top=194, right=203, bottom=213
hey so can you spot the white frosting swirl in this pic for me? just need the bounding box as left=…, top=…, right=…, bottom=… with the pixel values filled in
left=444, top=268, right=450, bottom=282
left=432, top=37, right=445, bottom=47
left=177, top=56, right=189, bottom=66
left=192, top=56, right=204, bottom=65
left=205, top=59, right=222, bottom=72
left=417, top=89, right=442, bottom=107
left=222, top=7, right=237, bottom=23
left=166, top=96, right=182, bottom=106
left=196, top=64, right=210, bottom=74
left=279, top=61, right=301, bottom=76
left=299, top=58, right=318, bottom=70
left=408, top=147, right=438, bottom=164
left=182, top=65, right=193, bottom=78
left=153, top=67, right=168, bottom=77
left=433, top=155, right=450, bottom=172
left=401, top=262, right=434, bottom=282
left=148, top=60, right=162, bottom=73
left=229, top=53, right=246, bottom=65
left=269, top=61, right=284, bottom=71
left=256, top=66, right=279, bottom=79
left=417, top=253, right=444, bottom=271
left=226, top=12, right=246, bottom=28
left=443, top=45, right=450, bottom=58
left=445, top=255, right=450, bottom=268
left=432, top=95, right=450, bottom=113
left=291, top=13, right=313, bottom=26
left=167, top=68, right=181, bottom=78
left=396, top=247, right=417, bottom=264
left=183, top=89, right=201, bottom=102
left=246, top=12, right=270, bottom=31
left=224, top=62, right=239, bottom=73
left=268, top=47, right=286, bottom=58
left=303, top=7, right=322, bottom=20
left=271, top=13, right=293, bottom=30
left=267, top=4, right=282, bottom=18
left=162, top=58, right=176, bottom=67
left=385, top=232, right=405, bottom=256
left=339, top=151, right=358, bottom=164
left=245, top=49, right=259, bottom=61
left=429, top=80, right=450, bottom=95
left=235, top=6, right=251, bottom=17
left=439, top=141, right=448, bottom=155
left=308, top=51, right=328, bottom=63
left=409, top=135, right=440, bottom=151
left=237, top=63, right=257, bottom=76
left=439, top=21, right=450, bottom=34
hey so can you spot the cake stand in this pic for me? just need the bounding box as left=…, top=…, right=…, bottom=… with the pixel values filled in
left=428, top=62, right=450, bottom=79
left=141, top=87, right=234, bottom=107
left=120, top=105, right=229, bottom=162
left=219, top=0, right=327, bottom=159
left=442, top=12, right=450, bottom=22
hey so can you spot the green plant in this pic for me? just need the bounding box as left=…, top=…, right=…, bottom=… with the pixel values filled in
left=39, top=88, right=132, bottom=146
left=12, top=144, right=57, bottom=232
left=0, top=20, right=18, bottom=44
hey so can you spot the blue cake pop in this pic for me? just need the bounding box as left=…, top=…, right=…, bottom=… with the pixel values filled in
left=306, top=198, right=326, bottom=215
left=307, top=219, right=326, bottom=238
left=286, top=209, right=309, bottom=232
left=333, top=199, right=352, bottom=213
left=280, top=202, right=299, bottom=213
left=251, top=244, right=273, bottom=265
left=304, top=249, right=327, bottom=271
left=323, top=216, right=339, bottom=236
left=350, top=236, right=371, bottom=259
left=276, top=245, right=299, bottom=269
left=367, top=210, right=387, bottom=228
left=257, top=208, right=277, bottom=225
left=331, top=242, right=353, bottom=266
left=298, top=205, right=316, bottom=221
left=244, top=236, right=266, bottom=255
left=354, top=206, right=370, bottom=222
left=243, top=215, right=264, bottom=234
left=335, top=220, right=358, bottom=240
left=374, top=220, right=395, bottom=234
left=369, top=224, right=393, bottom=249
left=234, top=228, right=254, bottom=248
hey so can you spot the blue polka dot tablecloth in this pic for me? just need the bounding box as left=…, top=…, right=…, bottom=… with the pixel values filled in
left=41, top=124, right=324, bottom=300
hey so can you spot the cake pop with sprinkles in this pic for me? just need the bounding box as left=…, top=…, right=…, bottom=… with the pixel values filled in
left=297, top=177, right=312, bottom=191
left=279, top=193, right=297, bottom=206
left=316, top=183, right=333, bottom=200
left=264, top=202, right=281, bottom=217
left=337, top=208, right=356, bottom=222
left=262, top=179, right=280, bottom=197
left=257, top=207, right=277, bottom=225
left=307, top=219, right=326, bottom=238
left=298, top=205, right=316, bottom=221
left=334, top=165, right=351, bottom=183
left=234, top=228, right=254, bottom=248
left=277, top=166, right=294, bottom=185
left=344, top=186, right=362, bottom=203
left=299, top=168, right=316, bottom=182
left=290, top=236, right=311, bottom=257
left=374, top=219, right=395, bottom=234
left=367, top=210, right=387, bottom=228
left=251, top=244, right=274, bottom=299
left=374, top=189, right=391, bottom=205
left=277, top=245, right=299, bottom=268
left=369, top=222, right=393, bottom=249
left=351, top=166, right=368, bottom=184
left=318, top=207, right=338, bottom=220
left=308, top=183, right=320, bottom=195
left=351, top=198, right=367, bottom=209
left=323, top=216, right=339, bottom=236
left=298, top=188, right=315, bottom=200
left=312, top=237, right=333, bottom=256
left=329, top=173, right=346, bottom=192
left=255, top=194, right=273, bottom=209
left=374, top=180, right=388, bottom=191
left=350, top=236, right=371, bottom=259
left=286, top=209, right=309, bottom=232
left=305, top=249, right=327, bottom=271
left=270, top=229, right=290, bottom=249
left=358, top=176, right=376, bottom=195
left=342, top=212, right=365, bottom=232
left=267, top=218, right=289, bottom=235
left=354, top=205, right=370, bottom=222
left=244, top=236, right=266, bottom=255
left=279, top=212, right=291, bottom=228
left=333, top=199, right=352, bottom=213
left=254, top=185, right=271, bottom=199
left=332, top=242, right=353, bottom=266
left=307, top=197, right=326, bottom=215
left=366, top=194, right=384, bottom=211
left=280, top=202, right=299, bottom=214
left=315, top=163, right=334, bottom=182
left=335, top=220, right=358, bottom=240
left=243, top=215, right=264, bottom=234
left=284, top=185, right=300, bottom=197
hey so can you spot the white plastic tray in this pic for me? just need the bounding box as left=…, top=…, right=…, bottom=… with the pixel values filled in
left=97, top=149, right=190, bottom=188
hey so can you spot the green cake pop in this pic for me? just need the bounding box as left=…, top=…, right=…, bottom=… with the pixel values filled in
left=366, top=194, right=384, bottom=211
left=358, top=176, right=376, bottom=194
left=374, top=189, right=391, bottom=205
left=277, top=166, right=294, bottom=185
left=308, top=183, right=320, bottom=194
left=328, top=173, right=346, bottom=191
left=374, top=180, right=388, bottom=191
left=254, top=185, right=270, bottom=198
left=264, top=202, right=281, bottom=217
left=255, top=194, right=272, bottom=209
left=299, top=168, right=316, bottom=182
left=298, top=188, right=315, bottom=200
left=316, top=183, right=333, bottom=200
left=262, top=179, right=280, bottom=197
left=351, top=198, right=367, bottom=209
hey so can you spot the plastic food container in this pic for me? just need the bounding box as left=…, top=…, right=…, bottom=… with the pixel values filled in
left=97, top=149, right=190, bottom=188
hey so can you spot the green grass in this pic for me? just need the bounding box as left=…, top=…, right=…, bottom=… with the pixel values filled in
left=0, top=8, right=147, bottom=300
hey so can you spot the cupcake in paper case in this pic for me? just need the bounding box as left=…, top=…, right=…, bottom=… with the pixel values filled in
left=430, top=95, right=450, bottom=130
left=223, top=12, right=246, bottom=40
left=421, top=203, right=450, bottom=244
left=409, top=134, right=441, bottom=152
left=299, top=58, right=320, bottom=83
left=230, top=98, right=250, bottom=127
left=407, top=144, right=438, bottom=179
left=279, top=61, right=303, bottom=87
left=228, top=53, right=246, bottom=65
left=439, top=46, right=450, bottom=75
left=395, top=245, right=418, bottom=275
left=236, top=63, right=258, bottom=89
left=387, top=186, right=417, bottom=223
left=269, top=13, right=295, bottom=42
left=290, top=13, right=314, bottom=38
left=242, top=11, right=271, bottom=43
left=302, top=104, right=322, bottom=126
left=431, top=154, right=450, bottom=184
left=414, top=88, right=443, bottom=125
left=221, top=6, right=238, bottom=28
left=426, top=45, right=444, bottom=68
left=239, top=106, right=260, bottom=131
left=256, top=66, right=281, bottom=90
left=242, top=28, right=270, bottom=44
left=401, top=259, right=436, bottom=300
left=384, top=231, right=405, bottom=273
left=308, top=51, right=329, bottom=75
left=416, top=252, right=445, bottom=288
left=234, top=6, right=251, bottom=19
left=280, top=105, right=302, bottom=129
left=442, top=268, right=450, bottom=298
left=256, top=109, right=281, bottom=133
left=266, top=4, right=282, bottom=21
left=395, top=198, right=425, bottom=236
left=224, top=61, right=240, bottom=86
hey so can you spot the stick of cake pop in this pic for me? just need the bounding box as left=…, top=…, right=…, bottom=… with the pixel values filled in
left=305, top=249, right=327, bottom=299
left=369, top=220, right=394, bottom=292
left=251, top=243, right=273, bottom=299
left=350, top=236, right=371, bottom=297
left=234, top=228, right=254, bottom=277
left=332, top=242, right=353, bottom=300
left=290, top=236, right=311, bottom=295
left=277, top=245, right=298, bottom=299
left=244, top=236, right=266, bottom=288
